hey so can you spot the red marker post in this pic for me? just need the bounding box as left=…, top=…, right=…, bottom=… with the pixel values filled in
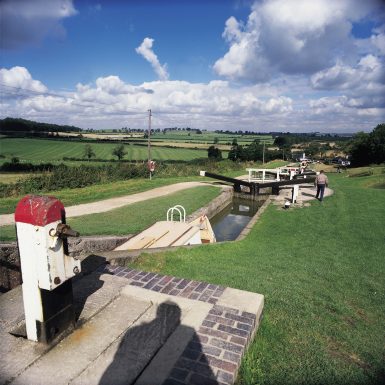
left=15, top=195, right=80, bottom=343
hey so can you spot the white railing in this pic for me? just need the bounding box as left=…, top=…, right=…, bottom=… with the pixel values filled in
left=166, top=205, right=186, bottom=222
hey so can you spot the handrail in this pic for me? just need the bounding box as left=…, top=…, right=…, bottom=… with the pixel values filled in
left=166, top=205, right=186, bottom=222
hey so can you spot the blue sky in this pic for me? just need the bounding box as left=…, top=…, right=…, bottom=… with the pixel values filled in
left=1, top=0, right=384, bottom=132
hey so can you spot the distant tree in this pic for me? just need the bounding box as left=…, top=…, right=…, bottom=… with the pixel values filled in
left=274, top=136, right=288, bottom=148
left=208, top=146, right=222, bottom=160
left=232, top=138, right=238, bottom=146
left=83, top=144, right=95, bottom=160
left=350, top=124, right=385, bottom=166
left=213, top=137, right=219, bottom=144
left=112, top=144, right=127, bottom=161
left=196, top=129, right=202, bottom=134
left=228, top=144, right=243, bottom=161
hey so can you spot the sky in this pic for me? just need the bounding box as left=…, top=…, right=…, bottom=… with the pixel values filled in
left=0, top=0, right=384, bottom=133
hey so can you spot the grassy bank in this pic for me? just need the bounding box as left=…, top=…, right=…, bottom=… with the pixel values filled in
left=129, top=170, right=385, bottom=385
left=0, top=185, right=221, bottom=241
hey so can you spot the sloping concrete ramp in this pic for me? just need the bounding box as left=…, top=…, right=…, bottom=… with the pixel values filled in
left=0, top=267, right=264, bottom=385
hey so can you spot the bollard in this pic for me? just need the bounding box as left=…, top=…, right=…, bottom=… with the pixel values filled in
left=291, top=185, right=299, bottom=203
left=15, top=195, right=81, bottom=343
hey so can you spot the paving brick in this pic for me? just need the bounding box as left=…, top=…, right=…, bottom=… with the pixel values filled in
left=237, top=322, right=253, bottom=332
left=195, top=282, right=208, bottom=293
left=209, top=338, right=243, bottom=354
left=187, top=341, right=202, bottom=351
left=169, top=367, right=189, bottom=382
left=195, top=334, right=209, bottom=344
left=125, top=269, right=139, bottom=279
left=188, top=280, right=201, bottom=289
left=208, top=307, right=223, bottom=316
left=162, top=379, right=185, bottom=385
left=177, top=279, right=189, bottom=289
left=199, top=290, right=214, bottom=302
left=175, top=357, right=196, bottom=371
left=218, top=325, right=249, bottom=338
left=201, top=355, right=237, bottom=373
left=241, top=310, right=257, bottom=320
left=143, top=277, right=161, bottom=289
left=202, top=320, right=216, bottom=328
left=161, top=282, right=176, bottom=294
left=188, top=292, right=200, bottom=300
left=152, top=285, right=163, bottom=292
left=182, top=348, right=201, bottom=361
left=216, top=370, right=234, bottom=385
left=170, top=289, right=181, bottom=296
left=229, top=335, right=247, bottom=346
left=213, top=305, right=239, bottom=315
left=198, top=327, right=230, bottom=341
left=189, top=373, right=218, bottom=385
left=159, top=275, right=173, bottom=285
left=206, top=314, right=236, bottom=327
left=179, top=286, right=194, bottom=298
left=130, top=281, right=144, bottom=287
left=224, top=312, right=254, bottom=325
left=223, top=351, right=241, bottom=364
left=194, top=362, right=217, bottom=378
left=201, top=345, right=222, bottom=357
left=208, top=298, right=217, bottom=304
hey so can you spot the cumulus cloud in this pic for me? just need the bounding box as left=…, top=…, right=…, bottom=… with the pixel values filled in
left=0, top=0, right=77, bottom=49
left=136, top=38, right=169, bottom=81
left=214, top=0, right=385, bottom=82
left=1, top=66, right=383, bottom=132
left=0, top=66, right=48, bottom=96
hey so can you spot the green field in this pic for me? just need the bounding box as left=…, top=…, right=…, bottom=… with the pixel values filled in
left=150, top=131, right=274, bottom=145
left=0, top=138, right=212, bottom=164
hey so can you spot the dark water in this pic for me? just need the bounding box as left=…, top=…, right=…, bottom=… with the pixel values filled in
left=210, top=197, right=263, bottom=242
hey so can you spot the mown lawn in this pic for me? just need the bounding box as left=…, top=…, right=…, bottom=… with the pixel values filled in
left=0, top=176, right=200, bottom=215
left=0, top=185, right=221, bottom=241
left=130, top=170, right=385, bottom=385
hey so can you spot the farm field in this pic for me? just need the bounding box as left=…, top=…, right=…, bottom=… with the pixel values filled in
left=0, top=137, right=212, bottom=164
left=59, top=130, right=274, bottom=146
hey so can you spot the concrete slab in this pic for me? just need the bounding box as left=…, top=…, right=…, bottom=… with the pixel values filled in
left=1, top=266, right=264, bottom=385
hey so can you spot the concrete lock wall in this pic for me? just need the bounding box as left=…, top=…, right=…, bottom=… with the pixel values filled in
left=0, top=236, right=131, bottom=293
left=0, top=188, right=234, bottom=293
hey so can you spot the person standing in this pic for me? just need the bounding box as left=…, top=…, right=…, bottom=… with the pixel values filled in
left=315, top=170, right=328, bottom=201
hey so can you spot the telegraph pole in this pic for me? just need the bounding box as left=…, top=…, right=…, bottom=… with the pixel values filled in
left=148, top=109, right=152, bottom=179
left=262, top=140, right=265, bottom=165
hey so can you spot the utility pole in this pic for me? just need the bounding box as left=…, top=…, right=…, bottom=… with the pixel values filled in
left=262, top=140, right=265, bottom=165
left=148, top=109, right=152, bottom=179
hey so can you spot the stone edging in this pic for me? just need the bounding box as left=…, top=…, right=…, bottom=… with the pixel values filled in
left=100, top=264, right=261, bottom=385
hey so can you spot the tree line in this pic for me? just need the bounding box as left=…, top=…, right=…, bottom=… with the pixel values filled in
left=0, top=117, right=81, bottom=133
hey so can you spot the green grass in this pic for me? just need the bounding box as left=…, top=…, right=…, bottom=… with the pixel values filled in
left=129, top=171, right=385, bottom=385
left=0, top=185, right=220, bottom=242
left=66, top=186, right=220, bottom=237
left=0, top=137, right=210, bottom=164
left=0, top=176, right=201, bottom=215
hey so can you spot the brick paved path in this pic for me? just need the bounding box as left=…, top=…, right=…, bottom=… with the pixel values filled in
left=99, top=265, right=258, bottom=385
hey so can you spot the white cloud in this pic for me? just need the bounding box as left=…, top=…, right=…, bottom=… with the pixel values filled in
left=1, top=66, right=383, bottom=132
left=0, top=66, right=48, bottom=95
left=136, top=38, right=169, bottom=81
left=0, top=0, right=77, bottom=49
left=214, top=0, right=384, bottom=82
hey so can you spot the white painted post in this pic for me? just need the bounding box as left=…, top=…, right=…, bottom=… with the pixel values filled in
left=292, top=185, right=299, bottom=203
left=15, top=195, right=81, bottom=343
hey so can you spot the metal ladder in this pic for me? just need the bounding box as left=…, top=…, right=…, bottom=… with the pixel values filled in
left=166, top=205, right=186, bottom=222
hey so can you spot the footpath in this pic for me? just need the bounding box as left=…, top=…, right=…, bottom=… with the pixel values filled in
left=0, top=182, right=209, bottom=227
